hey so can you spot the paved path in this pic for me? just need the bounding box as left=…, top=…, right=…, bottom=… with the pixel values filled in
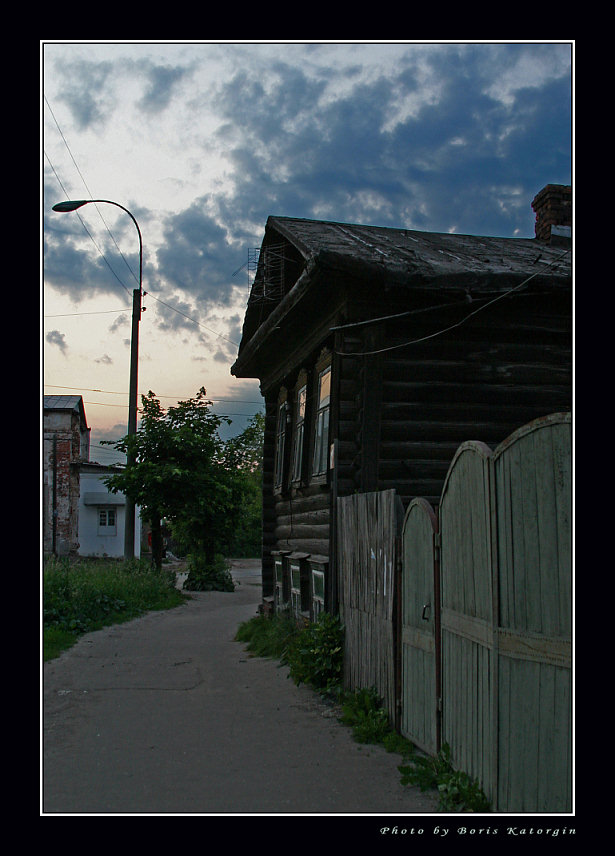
left=42, top=561, right=439, bottom=816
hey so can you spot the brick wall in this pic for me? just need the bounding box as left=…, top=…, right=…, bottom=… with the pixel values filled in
left=531, top=184, right=572, bottom=243
left=43, top=411, right=83, bottom=555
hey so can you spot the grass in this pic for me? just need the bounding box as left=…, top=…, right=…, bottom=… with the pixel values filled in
left=43, top=556, right=188, bottom=661
left=235, top=610, right=300, bottom=660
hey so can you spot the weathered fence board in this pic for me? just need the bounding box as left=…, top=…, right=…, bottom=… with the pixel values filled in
left=492, top=413, right=572, bottom=812
left=401, top=498, right=439, bottom=754
left=337, top=490, right=403, bottom=717
left=398, top=412, right=572, bottom=812
left=439, top=440, right=495, bottom=800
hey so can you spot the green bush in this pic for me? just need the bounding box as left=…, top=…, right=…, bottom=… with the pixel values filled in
left=281, top=612, right=344, bottom=694
left=183, top=554, right=235, bottom=592
left=338, top=687, right=392, bottom=744
left=398, top=742, right=491, bottom=812
left=235, top=610, right=300, bottom=659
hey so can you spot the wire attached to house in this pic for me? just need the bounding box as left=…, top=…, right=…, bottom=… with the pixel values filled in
left=335, top=247, right=571, bottom=357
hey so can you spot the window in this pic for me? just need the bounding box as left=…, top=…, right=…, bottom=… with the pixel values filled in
left=291, top=382, right=307, bottom=482
left=290, top=562, right=302, bottom=617
left=312, top=366, right=331, bottom=477
left=273, top=395, right=287, bottom=491
left=98, top=507, right=117, bottom=536
left=311, top=566, right=326, bottom=619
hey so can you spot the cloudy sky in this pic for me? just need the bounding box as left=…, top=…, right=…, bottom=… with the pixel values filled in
left=42, top=41, right=573, bottom=463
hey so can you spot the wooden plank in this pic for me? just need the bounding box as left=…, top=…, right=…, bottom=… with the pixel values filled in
left=440, top=440, right=494, bottom=794
left=401, top=497, right=438, bottom=754
left=337, top=490, right=399, bottom=716
left=492, top=413, right=572, bottom=812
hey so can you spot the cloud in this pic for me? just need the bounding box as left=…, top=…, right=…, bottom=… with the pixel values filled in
left=109, top=314, right=130, bottom=333
left=52, top=59, right=116, bottom=131
left=95, top=354, right=113, bottom=364
left=137, top=62, right=192, bottom=113
left=155, top=200, right=247, bottom=306
left=44, top=43, right=572, bottom=337
left=199, top=44, right=571, bottom=238
left=46, top=330, right=68, bottom=354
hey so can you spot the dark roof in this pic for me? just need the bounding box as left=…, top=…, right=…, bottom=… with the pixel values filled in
left=265, top=215, right=571, bottom=285
left=44, top=394, right=83, bottom=410
left=43, top=395, right=89, bottom=429
left=232, top=215, right=572, bottom=378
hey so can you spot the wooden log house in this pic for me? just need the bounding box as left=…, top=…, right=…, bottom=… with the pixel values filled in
left=230, top=185, right=572, bottom=618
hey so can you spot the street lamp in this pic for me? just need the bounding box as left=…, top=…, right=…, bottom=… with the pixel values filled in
left=52, top=198, right=143, bottom=559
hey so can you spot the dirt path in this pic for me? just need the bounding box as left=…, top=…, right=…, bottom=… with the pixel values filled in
left=43, top=560, right=439, bottom=816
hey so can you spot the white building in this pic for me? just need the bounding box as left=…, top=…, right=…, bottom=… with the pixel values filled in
left=78, top=462, right=141, bottom=559
left=43, top=395, right=141, bottom=559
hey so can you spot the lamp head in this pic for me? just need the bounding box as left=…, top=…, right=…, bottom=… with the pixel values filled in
left=52, top=200, right=89, bottom=212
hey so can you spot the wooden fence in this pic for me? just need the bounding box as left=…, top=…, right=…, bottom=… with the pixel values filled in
left=338, top=413, right=572, bottom=813
left=401, top=412, right=572, bottom=812
left=337, top=489, right=404, bottom=719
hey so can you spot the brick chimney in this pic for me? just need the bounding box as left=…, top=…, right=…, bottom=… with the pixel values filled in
left=531, top=184, right=572, bottom=245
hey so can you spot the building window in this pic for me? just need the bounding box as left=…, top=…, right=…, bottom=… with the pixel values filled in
left=312, top=365, right=331, bottom=477
left=291, top=381, right=307, bottom=483
left=273, top=393, right=288, bottom=492
left=98, top=508, right=117, bottom=536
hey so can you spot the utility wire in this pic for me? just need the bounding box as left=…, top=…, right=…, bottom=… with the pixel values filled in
left=44, top=384, right=263, bottom=404
left=44, top=99, right=240, bottom=345
left=44, top=145, right=239, bottom=346
left=336, top=248, right=571, bottom=357
left=44, top=309, right=128, bottom=318
left=146, top=292, right=240, bottom=346
left=45, top=95, right=139, bottom=286
left=44, top=150, right=132, bottom=299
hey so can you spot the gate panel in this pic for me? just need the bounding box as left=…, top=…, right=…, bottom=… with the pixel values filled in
left=401, top=498, right=439, bottom=755
left=337, top=490, right=403, bottom=718
left=439, top=441, right=495, bottom=801
left=493, top=413, right=572, bottom=812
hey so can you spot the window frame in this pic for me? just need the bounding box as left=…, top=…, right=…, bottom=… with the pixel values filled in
left=311, top=362, right=332, bottom=481
left=97, top=507, right=117, bottom=536
left=273, top=388, right=288, bottom=494
left=290, top=370, right=308, bottom=485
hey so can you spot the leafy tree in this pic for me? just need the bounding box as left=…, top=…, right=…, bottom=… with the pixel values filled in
left=220, top=411, right=264, bottom=557
left=103, top=389, right=262, bottom=569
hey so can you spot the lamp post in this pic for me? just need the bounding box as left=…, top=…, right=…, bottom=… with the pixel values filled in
left=52, top=199, right=143, bottom=559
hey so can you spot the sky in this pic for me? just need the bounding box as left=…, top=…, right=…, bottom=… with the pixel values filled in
left=42, top=41, right=573, bottom=464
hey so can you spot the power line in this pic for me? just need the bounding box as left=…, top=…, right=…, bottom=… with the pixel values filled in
left=44, top=309, right=128, bottom=318
left=44, top=384, right=263, bottom=404
left=44, top=100, right=239, bottom=346
left=44, top=150, right=238, bottom=344
left=336, top=248, right=571, bottom=357
left=146, top=292, right=240, bottom=346
left=44, top=150, right=132, bottom=299
left=45, top=95, right=138, bottom=287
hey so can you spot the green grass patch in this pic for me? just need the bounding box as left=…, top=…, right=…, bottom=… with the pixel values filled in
left=235, top=610, right=300, bottom=659
left=236, top=610, right=344, bottom=696
left=338, top=686, right=393, bottom=745
left=398, top=742, right=491, bottom=813
left=43, top=556, right=187, bottom=661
